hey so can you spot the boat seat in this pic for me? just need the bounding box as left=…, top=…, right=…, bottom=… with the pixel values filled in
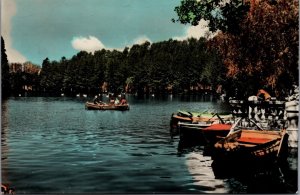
left=237, top=137, right=273, bottom=145
left=202, top=124, right=232, bottom=131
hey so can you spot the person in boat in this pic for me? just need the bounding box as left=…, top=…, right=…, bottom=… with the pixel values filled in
left=93, top=95, right=106, bottom=105
left=120, top=94, right=127, bottom=105
left=93, top=95, right=101, bottom=104
left=115, top=97, right=120, bottom=105
left=109, top=94, right=115, bottom=105
left=120, top=98, right=127, bottom=105
left=257, top=89, right=271, bottom=101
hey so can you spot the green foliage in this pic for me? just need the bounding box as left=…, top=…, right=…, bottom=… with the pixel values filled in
left=1, top=36, right=10, bottom=97
left=174, top=0, right=298, bottom=98
left=173, top=0, right=249, bottom=34
left=38, top=38, right=225, bottom=96
left=9, top=62, right=41, bottom=95
left=209, top=0, right=299, bottom=98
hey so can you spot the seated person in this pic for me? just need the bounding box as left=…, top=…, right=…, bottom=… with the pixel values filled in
left=115, top=98, right=120, bottom=105
left=120, top=98, right=127, bottom=105
left=109, top=97, right=115, bottom=104
left=93, top=96, right=100, bottom=104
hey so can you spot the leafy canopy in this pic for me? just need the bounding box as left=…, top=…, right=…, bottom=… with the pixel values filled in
left=172, top=0, right=250, bottom=34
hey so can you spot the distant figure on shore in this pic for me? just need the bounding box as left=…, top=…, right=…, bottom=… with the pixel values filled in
left=257, top=89, right=271, bottom=101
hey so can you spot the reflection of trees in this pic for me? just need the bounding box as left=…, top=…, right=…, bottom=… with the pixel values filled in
left=2, top=99, right=10, bottom=184
left=182, top=149, right=297, bottom=193
left=211, top=159, right=297, bottom=193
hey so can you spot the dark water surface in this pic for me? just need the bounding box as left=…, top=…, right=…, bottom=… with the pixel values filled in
left=1, top=95, right=297, bottom=194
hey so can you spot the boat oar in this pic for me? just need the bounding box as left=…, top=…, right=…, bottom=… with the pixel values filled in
left=227, top=117, right=243, bottom=135
left=248, top=118, right=263, bottom=130
left=187, top=111, right=193, bottom=117
left=209, top=113, right=225, bottom=124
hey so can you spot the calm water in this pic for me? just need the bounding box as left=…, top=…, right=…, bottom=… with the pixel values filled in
left=1, top=95, right=298, bottom=194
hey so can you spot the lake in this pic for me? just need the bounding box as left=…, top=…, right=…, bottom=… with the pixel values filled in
left=1, top=95, right=297, bottom=193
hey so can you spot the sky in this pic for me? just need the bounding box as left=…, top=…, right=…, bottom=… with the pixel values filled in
left=2, top=0, right=210, bottom=65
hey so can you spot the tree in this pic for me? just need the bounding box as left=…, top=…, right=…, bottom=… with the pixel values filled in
left=40, top=57, right=51, bottom=91
left=174, top=0, right=299, bottom=98
left=209, top=0, right=299, bottom=97
left=28, top=37, right=224, bottom=96
left=173, top=0, right=250, bottom=34
left=1, top=36, right=10, bottom=97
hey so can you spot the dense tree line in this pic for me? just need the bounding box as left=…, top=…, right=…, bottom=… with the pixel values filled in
left=1, top=36, right=10, bottom=98
left=174, top=0, right=299, bottom=99
left=38, top=38, right=224, bottom=97
left=9, top=62, right=41, bottom=96
left=2, top=37, right=42, bottom=97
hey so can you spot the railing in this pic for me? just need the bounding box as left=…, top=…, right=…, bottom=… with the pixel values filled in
left=229, top=98, right=298, bottom=148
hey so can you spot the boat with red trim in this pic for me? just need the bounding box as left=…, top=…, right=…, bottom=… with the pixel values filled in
left=85, top=102, right=130, bottom=111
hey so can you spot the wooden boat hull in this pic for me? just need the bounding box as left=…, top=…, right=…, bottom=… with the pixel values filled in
left=170, top=111, right=232, bottom=136
left=85, top=102, right=130, bottom=111
left=178, top=122, right=213, bottom=146
left=212, top=129, right=289, bottom=163
left=178, top=123, right=232, bottom=149
left=202, top=124, right=232, bottom=144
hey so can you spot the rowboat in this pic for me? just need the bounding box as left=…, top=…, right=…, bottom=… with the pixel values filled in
left=85, top=102, right=130, bottom=111
left=212, top=118, right=289, bottom=164
left=177, top=121, right=218, bottom=149
left=202, top=123, right=233, bottom=144
left=177, top=121, right=233, bottom=149
left=170, top=110, right=232, bottom=136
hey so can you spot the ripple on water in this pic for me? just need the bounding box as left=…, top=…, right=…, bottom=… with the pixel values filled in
left=184, top=151, right=230, bottom=193
left=2, top=97, right=297, bottom=193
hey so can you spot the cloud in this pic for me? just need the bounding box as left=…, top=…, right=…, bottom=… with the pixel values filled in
left=1, top=0, right=27, bottom=63
left=132, top=35, right=152, bottom=45
left=71, top=35, right=153, bottom=53
left=173, top=19, right=215, bottom=40
left=72, top=36, right=105, bottom=53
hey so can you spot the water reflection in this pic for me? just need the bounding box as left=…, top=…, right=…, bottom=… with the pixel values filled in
left=177, top=135, right=298, bottom=194
left=2, top=96, right=297, bottom=193
left=212, top=153, right=298, bottom=193
left=2, top=100, right=10, bottom=184
left=184, top=151, right=230, bottom=193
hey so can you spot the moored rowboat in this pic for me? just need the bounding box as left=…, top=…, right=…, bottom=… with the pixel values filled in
left=170, top=110, right=232, bottom=136
left=85, top=102, right=130, bottom=111
left=202, top=123, right=233, bottom=144
left=177, top=122, right=233, bottom=149
left=212, top=118, right=289, bottom=163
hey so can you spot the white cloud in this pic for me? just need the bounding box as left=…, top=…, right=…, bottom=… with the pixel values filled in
left=132, top=35, right=152, bottom=45
left=71, top=35, right=152, bottom=53
left=1, top=0, right=27, bottom=63
left=173, top=19, right=216, bottom=41
left=71, top=36, right=105, bottom=53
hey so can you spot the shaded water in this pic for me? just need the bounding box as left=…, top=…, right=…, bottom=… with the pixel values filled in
left=1, top=95, right=297, bottom=193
